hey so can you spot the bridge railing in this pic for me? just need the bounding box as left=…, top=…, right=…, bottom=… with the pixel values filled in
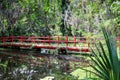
left=0, top=36, right=91, bottom=47
left=0, top=36, right=120, bottom=48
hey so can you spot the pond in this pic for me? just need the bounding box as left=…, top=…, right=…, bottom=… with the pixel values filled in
left=0, top=48, right=90, bottom=80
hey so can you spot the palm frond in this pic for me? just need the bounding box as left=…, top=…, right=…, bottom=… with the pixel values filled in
left=89, top=27, right=120, bottom=80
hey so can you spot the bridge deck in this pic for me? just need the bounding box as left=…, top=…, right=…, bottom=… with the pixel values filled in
left=0, top=42, right=90, bottom=52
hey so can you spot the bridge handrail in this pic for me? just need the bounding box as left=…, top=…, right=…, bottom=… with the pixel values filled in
left=1, top=36, right=120, bottom=47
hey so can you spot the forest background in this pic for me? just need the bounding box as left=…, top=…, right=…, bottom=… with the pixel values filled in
left=0, top=0, right=120, bottom=37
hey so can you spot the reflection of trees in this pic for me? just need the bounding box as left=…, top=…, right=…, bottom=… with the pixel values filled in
left=0, top=54, right=75, bottom=79
left=0, top=51, right=91, bottom=79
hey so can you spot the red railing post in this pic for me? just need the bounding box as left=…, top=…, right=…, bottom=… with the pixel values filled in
left=11, top=36, right=14, bottom=43
left=34, top=36, right=36, bottom=43
left=48, top=36, right=50, bottom=45
left=58, top=36, right=60, bottom=46
left=66, top=36, right=68, bottom=46
left=20, top=36, right=24, bottom=43
left=43, top=36, right=45, bottom=44
left=74, top=36, right=76, bottom=47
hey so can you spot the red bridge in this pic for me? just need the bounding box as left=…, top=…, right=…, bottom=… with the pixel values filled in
left=0, top=36, right=120, bottom=54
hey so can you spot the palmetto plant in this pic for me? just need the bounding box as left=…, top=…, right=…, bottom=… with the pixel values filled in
left=90, top=27, right=120, bottom=80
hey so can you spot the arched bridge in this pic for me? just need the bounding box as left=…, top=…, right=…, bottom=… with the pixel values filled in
left=0, top=36, right=120, bottom=54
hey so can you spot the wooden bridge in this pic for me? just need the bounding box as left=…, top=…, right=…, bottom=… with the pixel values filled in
left=0, top=36, right=120, bottom=54
left=0, top=36, right=120, bottom=72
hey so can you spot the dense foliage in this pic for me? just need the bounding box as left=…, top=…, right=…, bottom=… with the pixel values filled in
left=0, top=0, right=120, bottom=36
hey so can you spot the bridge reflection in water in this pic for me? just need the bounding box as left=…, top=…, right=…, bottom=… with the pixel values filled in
left=0, top=48, right=90, bottom=74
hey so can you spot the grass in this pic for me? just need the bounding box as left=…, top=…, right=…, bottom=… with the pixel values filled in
left=71, top=67, right=100, bottom=80
left=71, top=68, right=88, bottom=79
